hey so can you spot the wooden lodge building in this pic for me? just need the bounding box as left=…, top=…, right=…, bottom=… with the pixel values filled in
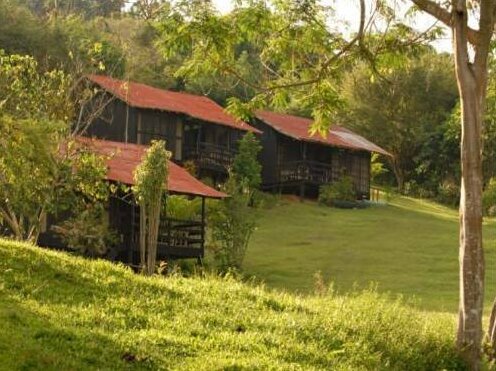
left=252, top=111, right=390, bottom=199
left=38, top=137, right=226, bottom=265
left=36, top=75, right=388, bottom=265
left=84, top=75, right=260, bottom=182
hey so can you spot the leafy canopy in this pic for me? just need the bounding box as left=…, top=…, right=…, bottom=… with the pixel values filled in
left=156, top=0, right=444, bottom=129
left=0, top=51, right=109, bottom=241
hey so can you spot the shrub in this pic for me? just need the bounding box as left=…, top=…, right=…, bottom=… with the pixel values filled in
left=403, top=180, right=420, bottom=197
left=208, top=177, right=257, bottom=271
left=436, top=181, right=460, bottom=207
left=319, top=176, right=355, bottom=206
left=53, top=205, right=117, bottom=258
left=370, top=153, right=388, bottom=184
left=483, top=178, right=496, bottom=216
left=165, top=195, right=201, bottom=220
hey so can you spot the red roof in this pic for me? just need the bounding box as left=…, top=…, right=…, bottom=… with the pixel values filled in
left=255, top=110, right=391, bottom=156
left=75, top=137, right=226, bottom=199
left=87, top=75, right=260, bottom=134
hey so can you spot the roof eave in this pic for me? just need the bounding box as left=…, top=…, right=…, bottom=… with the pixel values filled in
left=87, top=75, right=261, bottom=134
left=257, top=116, right=391, bottom=156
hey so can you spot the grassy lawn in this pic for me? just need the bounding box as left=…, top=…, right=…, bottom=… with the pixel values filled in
left=0, top=239, right=463, bottom=370
left=244, top=195, right=496, bottom=312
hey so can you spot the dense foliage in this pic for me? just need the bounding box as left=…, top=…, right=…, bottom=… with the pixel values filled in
left=0, top=52, right=110, bottom=241
left=483, top=178, right=496, bottom=216
left=339, top=52, right=458, bottom=193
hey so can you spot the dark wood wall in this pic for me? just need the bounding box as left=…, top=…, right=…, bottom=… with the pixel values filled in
left=251, top=119, right=280, bottom=185
left=85, top=97, right=246, bottom=163
left=251, top=118, right=372, bottom=197
left=85, top=95, right=132, bottom=143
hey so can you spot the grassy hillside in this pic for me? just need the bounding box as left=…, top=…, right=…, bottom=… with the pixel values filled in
left=0, top=238, right=464, bottom=370
left=244, top=196, right=496, bottom=312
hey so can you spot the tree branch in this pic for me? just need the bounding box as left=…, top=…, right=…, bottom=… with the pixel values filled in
left=223, top=0, right=367, bottom=93
left=410, top=0, right=479, bottom=45
left=474, top=0, right=496, bottom=77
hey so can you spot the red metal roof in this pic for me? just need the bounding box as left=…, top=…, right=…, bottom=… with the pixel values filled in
left=75, top=137, right=227, bottom=199
left=255, top=110, right=391, bottom=156
left=87, top=74, right=260, bottom=134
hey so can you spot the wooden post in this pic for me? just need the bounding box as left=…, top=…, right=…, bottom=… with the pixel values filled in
left=129, top=200, right=135, bottom=265
left=200, top=196, right=206, bottom=256
left=163, top=195, right=168, bottom=260
left=301, top=142, right=307, bottom=201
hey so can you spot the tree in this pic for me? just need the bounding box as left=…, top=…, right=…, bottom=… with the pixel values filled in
left=232, top=132, right=262, bottom=191
left=129, top=0, right=169, bottom=20
left=340, top=51, right=458, bottom=191
left=0, top=51, right=109, bottom=242
left=407, top=1, right=495, bottom=367
left=157, top=0, right=496, bottom=367
left=133, top=140, right=170, bottom=275
left=208, top=176, right=257, bottom=271
left=17, top=0, right=124, bottom=18
left=209, top=132, right=261, bottom=271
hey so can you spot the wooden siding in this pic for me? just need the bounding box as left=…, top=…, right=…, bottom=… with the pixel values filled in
left=251, top=118, right=371, bottom=199
left=85, top=96, right=132, bottom=143
left=84, top=97, right=246, bottom=179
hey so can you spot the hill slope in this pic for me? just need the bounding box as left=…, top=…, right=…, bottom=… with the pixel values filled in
left=0, top=239, right=463, bottom=370
left=245, top=196, right=496, bottom=312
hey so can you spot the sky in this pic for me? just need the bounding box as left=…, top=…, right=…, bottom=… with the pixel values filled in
left=211, top=0, right=453, bottom=53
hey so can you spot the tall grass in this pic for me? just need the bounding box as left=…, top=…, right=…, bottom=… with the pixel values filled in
left=0, top=238, right=464, bottom=370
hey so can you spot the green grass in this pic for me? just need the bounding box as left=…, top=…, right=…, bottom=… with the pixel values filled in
left=244, top=195, right=496, bottom=312
left=0, top=238, right=464, bottom=370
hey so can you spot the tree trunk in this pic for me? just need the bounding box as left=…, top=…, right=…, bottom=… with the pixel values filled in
left=146, top=201, right=160, bottom=276
left=456, top=89, right=484, bottom=368
left=139, top=204, right=147, bottom=273
left=453, top=38, right=484, bottom=371
left=390, top=158, right=404, bottom=193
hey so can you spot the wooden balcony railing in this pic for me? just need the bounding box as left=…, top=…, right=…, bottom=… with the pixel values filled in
left=183, top=142, right=236, bottom=172
left=132, top=214, right=204, bottom=258
left=278, top=160, right=337, bottom=185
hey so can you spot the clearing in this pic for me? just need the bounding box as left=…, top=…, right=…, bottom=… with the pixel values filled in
left=245, top=195, right=496, bottom=312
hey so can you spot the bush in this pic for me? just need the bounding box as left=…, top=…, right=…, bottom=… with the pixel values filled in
left=53, top=205, right=117, bottom=258
left=165, top=195, right=201, bottom=220
left=436, top=181, right=460, bottom=207
left=483, top=178, right=496, bottom=216
left=319, top=176, right=356, bottom=207
left=370, top=153, right=388, bottom=184
left=208, top=177, right=257, bottom=271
